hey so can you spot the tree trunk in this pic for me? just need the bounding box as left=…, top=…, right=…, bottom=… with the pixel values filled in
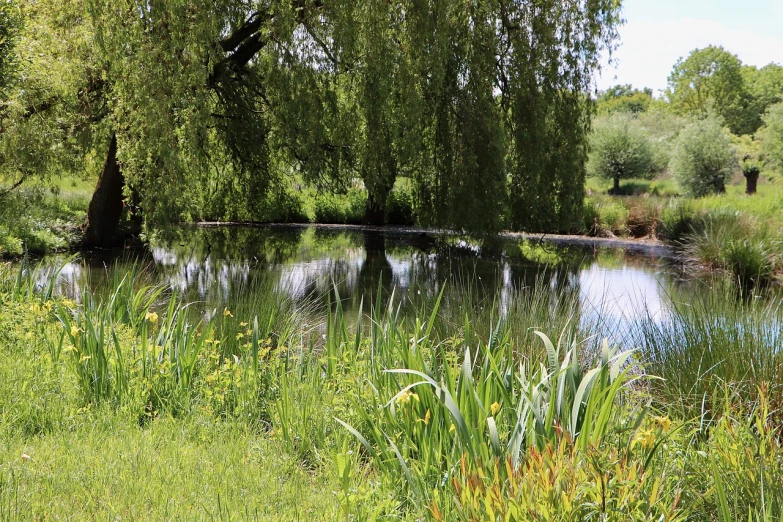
left=611, top=176, right=620, bottom=195
left=83, top=133, right=125, bottom=247
left=363, top=192, right=387, bottom=226
left=744, top=169, right=759, bottom=195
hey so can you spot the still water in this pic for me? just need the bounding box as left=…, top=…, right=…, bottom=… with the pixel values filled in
left=35, top=225, right=694, bottom=342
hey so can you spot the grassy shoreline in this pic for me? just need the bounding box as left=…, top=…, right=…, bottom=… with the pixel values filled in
left=1, top=261, right=782, bottom=519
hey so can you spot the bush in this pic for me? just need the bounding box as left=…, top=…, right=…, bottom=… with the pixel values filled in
left=636, top=109, right=688, bottom=173
left=658, top=201, right=696, bottom=242
left=385, top=180, right=415, bottom=226
left=313, top=188, right=366, bottom=224
left=625, top=199, right=659, bottom=238
left=588, top=114, right=654, bottom=193
left=670, top=117, right=738, bottom=197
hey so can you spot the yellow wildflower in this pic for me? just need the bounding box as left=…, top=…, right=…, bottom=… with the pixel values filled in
left=70, top=325, right=81, bottom=337
left=223, top=308, right=233, bottom=317
left=79, top=354, right=92, bottom=363
left=239, top=321, right=248, bottom=327
left=417, top=409, right=431, bottom=425
left=396, top=389, right=419, bottom=405
left=236, top=332, right=245, bottom=341
left=490, top=401, right=501, bottom=416
left=653, top=416, right=672, bottom=433
left=145, top=311, right=159, bottom=324
left=632, top=429, right=656, bottom=450
left=449, top=423, right=456, bottom=433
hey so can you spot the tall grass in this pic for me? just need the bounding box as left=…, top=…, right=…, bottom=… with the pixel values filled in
left=3, top=257, right=783, bottom=519
left=634, top=283, right=783, bottom=414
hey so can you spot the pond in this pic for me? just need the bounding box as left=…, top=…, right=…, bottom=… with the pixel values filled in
left=30, top=224, right=707, bottom=344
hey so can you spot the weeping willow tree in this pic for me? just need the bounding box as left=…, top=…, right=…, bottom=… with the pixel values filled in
left=1, top=0, right=621, bottom=244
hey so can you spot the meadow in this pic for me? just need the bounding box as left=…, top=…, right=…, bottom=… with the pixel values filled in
left=1, top=257, right=781, bottom=520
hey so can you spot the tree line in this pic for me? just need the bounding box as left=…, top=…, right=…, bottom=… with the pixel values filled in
left=589, top=45, right=783, bottom=197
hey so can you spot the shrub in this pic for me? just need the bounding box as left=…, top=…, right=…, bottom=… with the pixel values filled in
left=658, top=201, right=696, bottom=242
left=683, top=209, right=749, bottom=267
left=670, top=117, right=738, bottom=197
left=313, top=188, right=366, bottom=224
left=723, top=238, right=778, bottom=289
left=588, top=114, right=654, bottom=193
left=385, top=181, right=415, bottom=226
left=592, top=198, right=629, bottom=236
left=624, top=198, right=662, bottom=238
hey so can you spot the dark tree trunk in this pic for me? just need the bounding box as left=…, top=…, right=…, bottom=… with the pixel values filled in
left=83, top=133, right=125, bottom=247
left=744, top=169, right=759, bottom=195
left=363, top=192, right=387, bottom=226
left=609, top=176, right=620, bottom=195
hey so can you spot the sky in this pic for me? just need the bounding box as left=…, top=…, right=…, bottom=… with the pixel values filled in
left=595, top=0, right=783, bottom=95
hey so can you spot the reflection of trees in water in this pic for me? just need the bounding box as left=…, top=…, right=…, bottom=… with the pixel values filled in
left=31, top=226, right=698, bottom=348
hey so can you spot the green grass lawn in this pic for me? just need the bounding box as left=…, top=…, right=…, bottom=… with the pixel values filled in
left=1, top=418, right=341, bottom=520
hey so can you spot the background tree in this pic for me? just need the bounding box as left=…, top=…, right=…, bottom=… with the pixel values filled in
left=588, top=113, right=654, bottom=193
left=759, top=102, right=783, bottom=174
left=670, top=117, right=738, bottom=197
left=596, top=85, right=653, bottom=115
left=0, top=1, right=19, bottom=91
left=742, top=63, right=783, bottom=134
left=666, top=46, right=756, bottom=135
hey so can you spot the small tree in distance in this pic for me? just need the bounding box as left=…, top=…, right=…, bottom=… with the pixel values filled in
left=587, top=113, right=654, bottom=194
left=670, top=117, right=738, bottom=197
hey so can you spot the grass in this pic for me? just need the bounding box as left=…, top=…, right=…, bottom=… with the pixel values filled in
left=2, top=259, right=783, bottom=519
left=586, top=175, right=783, bottom=288
left=0, top=416, right=343, bottom=520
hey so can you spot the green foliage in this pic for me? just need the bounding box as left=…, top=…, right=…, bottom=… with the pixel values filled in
left=658, top=200, right=696, bottom=242
left=596, top=84, right=654, bottom=115
left=680, top=209, right=780, bottom=288
left=743, top=63, right=783, bottom=130
left=635, top=109, right=689, bottom=173
left=313, top=188, right=366, bottom=225
left=0, top=0, right=20, bottom=92
left=670, top=117, right=738, bottom=197
left=0, top=188, right=85, bottom=257
left=588, top=113, right=654, bottom=192
left=760, top=102, right=783, bottom=173
left=385, top=179, right=415, bottom=226
left=666, top=46, right=756, bottom=135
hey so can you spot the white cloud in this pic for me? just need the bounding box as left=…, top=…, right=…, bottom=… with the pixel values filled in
left=596, top=17, right=783, bottom=94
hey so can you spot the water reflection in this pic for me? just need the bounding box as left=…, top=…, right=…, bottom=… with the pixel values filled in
left=35, top=225, right=685, bottom=341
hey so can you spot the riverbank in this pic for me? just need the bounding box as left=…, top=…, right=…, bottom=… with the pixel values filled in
left=1, top=261, right=781, bottom=519
left=3, top=178, right=781, bottom=288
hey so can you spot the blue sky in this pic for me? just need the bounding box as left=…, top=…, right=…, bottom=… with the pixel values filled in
left=596, top=0, right=783, bottom=94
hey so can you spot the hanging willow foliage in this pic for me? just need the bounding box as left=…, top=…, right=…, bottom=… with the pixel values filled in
left=2, top=0, right=621, bottom=235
